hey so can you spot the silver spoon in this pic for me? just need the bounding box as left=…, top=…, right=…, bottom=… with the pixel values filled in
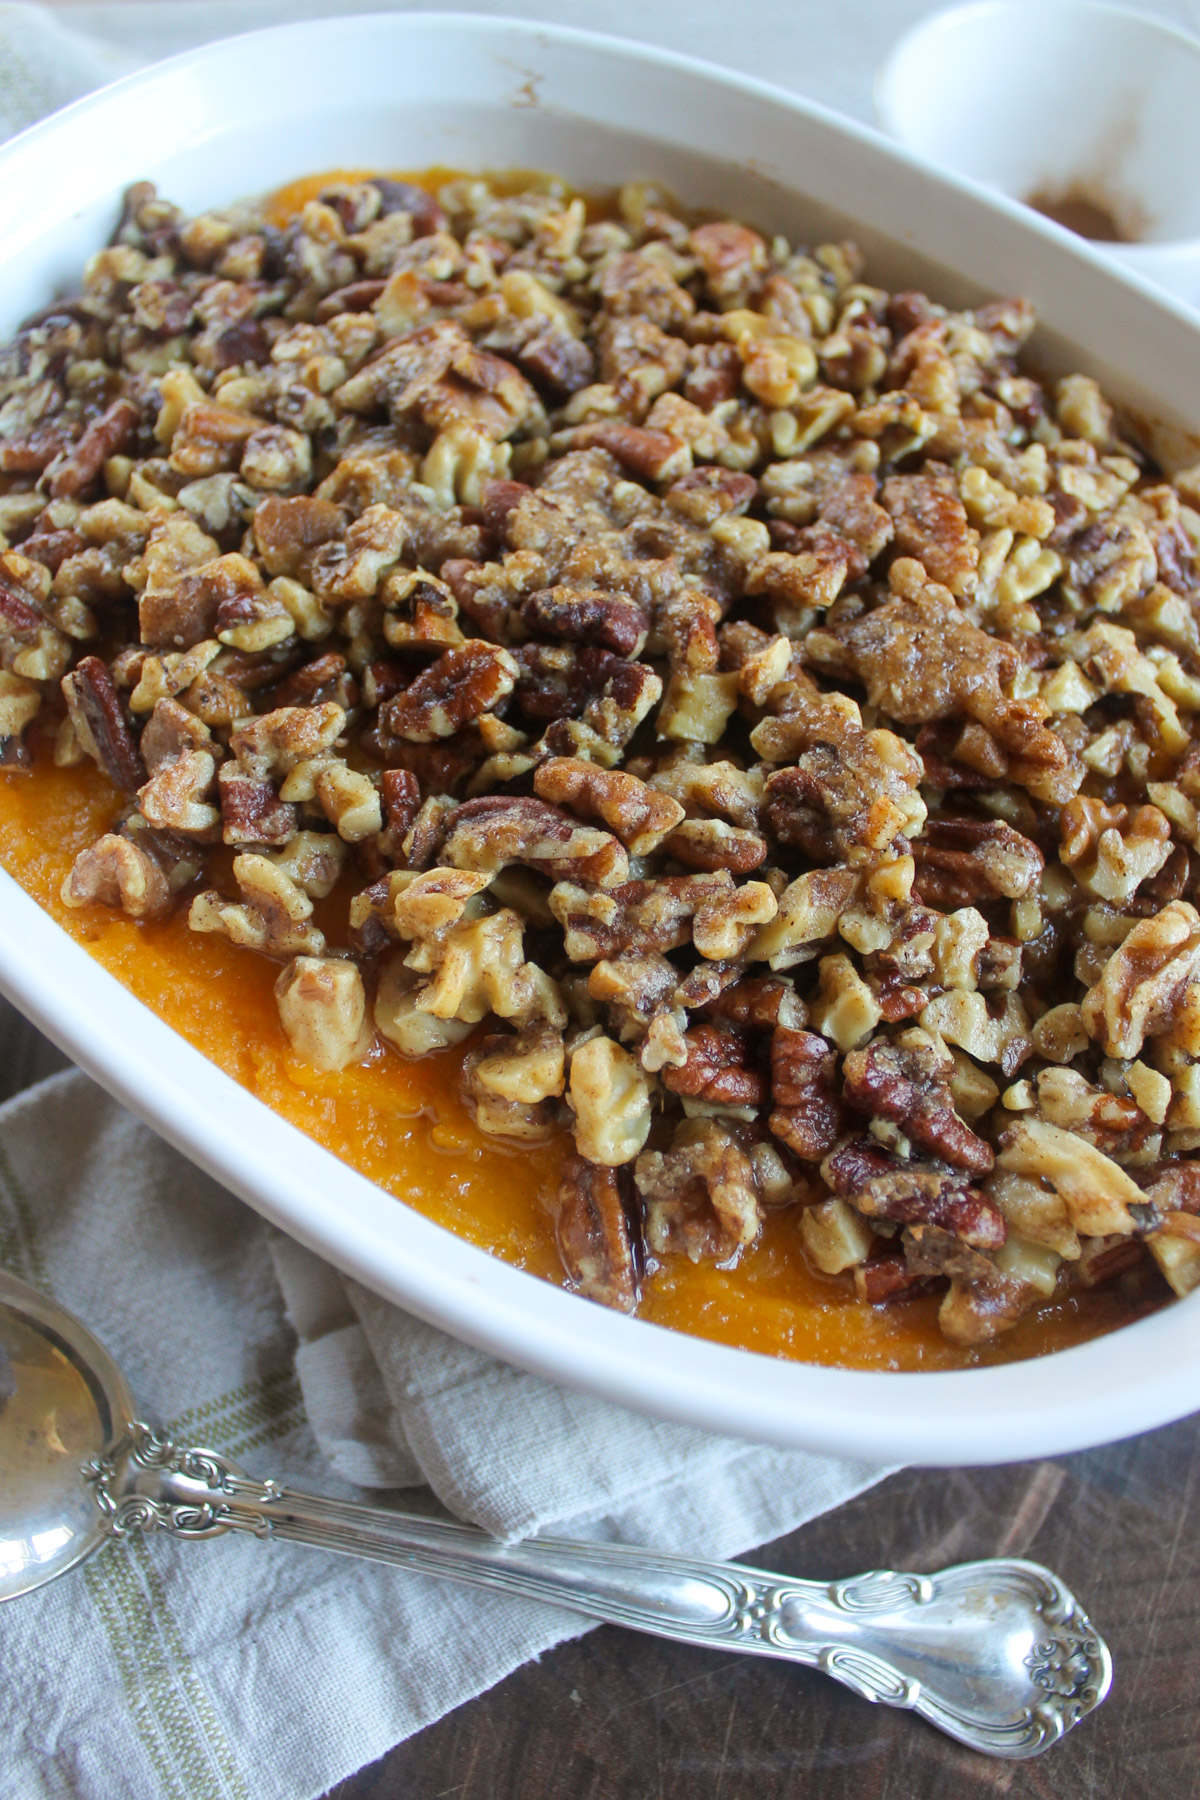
left=0, top=1266, right=1111, bottom=1759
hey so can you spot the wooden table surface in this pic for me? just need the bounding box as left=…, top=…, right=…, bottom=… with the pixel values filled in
left=2, top=969, right=1197, bottom=1800
left=328, top=1422, right=1200, bottom=1800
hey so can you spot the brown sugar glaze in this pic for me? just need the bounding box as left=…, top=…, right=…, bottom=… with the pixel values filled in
left=0, top=170, right=1167, bottom=1374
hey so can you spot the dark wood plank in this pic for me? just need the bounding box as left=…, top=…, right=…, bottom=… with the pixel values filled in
left=327, top=1419, right=1200, bottom=1800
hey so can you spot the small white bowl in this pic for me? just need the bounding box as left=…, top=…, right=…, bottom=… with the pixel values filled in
left=2, top=12, right=1200, bottom=1465
left=877, top=0, right=1200, bottom=303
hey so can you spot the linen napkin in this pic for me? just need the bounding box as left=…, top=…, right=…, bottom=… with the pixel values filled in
left=0, top=1007, right=889, bottom=1800
left=0, top=11, right=901, bottom=1797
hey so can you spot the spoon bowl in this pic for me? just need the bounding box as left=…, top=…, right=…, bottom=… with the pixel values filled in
left=0, top=1268, right=133, bottom=1600
left=0, top=1267, right=1113, bottom=1758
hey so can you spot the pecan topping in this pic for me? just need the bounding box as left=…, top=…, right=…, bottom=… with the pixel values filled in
left=911, top=815, right=1044, bottom=908
left=554, top=1157, right=638, bottom=1312
left=662, top=1024, right=768, bottom=1107
left=61, top=656, right=145, bottom=791
left=842, top=1036, right=994, bottom=1176
left=519, top=586, right=647, bottom=657
left=383, top=640, right=518, bottom=741
left=47, top=397, right=139, bottom=499
left=768, top=1028, right=844, bottom=1160
left=850, top=1168, right=1006, bottom=1251
left=15, top=169, right=1200, bottom=1353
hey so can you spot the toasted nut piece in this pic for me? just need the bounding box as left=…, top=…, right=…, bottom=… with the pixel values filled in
left=189, top=853, right=325, bottom=957
left=275, top=955, right=372, bottom=1071
left=998, top=1118, right=1144, bottom=1237
left=534, top=757, right=684, bottom=854
left=61, top=833, right=170, bottom=919
left=384, top=640, right=518, bottom=742
left=554, top=1157, right=638, bottom=1312
left=568, top=1034, right=654, bottom=1166
left=442, top=794, right=629, bottom=888
left=374, top=954, right=473, bottom=1057
left=1081, top=900, right=1200, bottom=1059
left=635, top=1118, right=761, bottom=1262
left=801, top=1197, right=874, bottom=1274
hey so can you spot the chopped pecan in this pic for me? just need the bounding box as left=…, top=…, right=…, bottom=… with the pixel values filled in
left=551, top=871, right=734, bottom=961
left=253, top=494, right=345, bottom=579
left=442, top=794, right=628, bottom=887
left=855, top=1252, right=930, bottom=1305
left=47, top=397, right=139, bottom=499
left=554, top=1157, right=638, bottom=1311
left=688, top=221, right=769, bottom=308
left=520, top=586, right=647, bottom=657
left=383, top=640, right=518, bottom=742
left=218, top=765, right=299, bottom=847
left=911, top=814, right=1044, bottom=907
left=663, top=819, right=768, bottom=873
left=555, top=421, right=690, bottom=483
left=848, top=1167, right=1006, bottom=1251
left=662, top=1023, right=768, bottom=1107
left=705, top=974, right=807, bottom=1032
left=998, top=1118, right=1144, bottom=1237
left=380, top=767, right=421, bottom=842
left=534, top=756, right=683, bottom=854
left=842, top=1036, right=994, bottom=1176
left=768, top=1027, right=845, bottom=1160
left=60, top=655, right=145, bottom=792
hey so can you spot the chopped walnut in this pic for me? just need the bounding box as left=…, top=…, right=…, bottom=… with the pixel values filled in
left=636, top=1119, right=761, bottom=1262
left=61, top=833, right=171, bottom=919
left=998, top=1118, right=1144, bottom=1237
left=1081, top=901, right=1200, bottom=1059
left=463, top=1024, right=566, bottom=1141
left=275, top=956, right=372, bottom=1071
left=567, top=1033, right=655, bottom=1165
left=189, top=853, right=325, bottom=956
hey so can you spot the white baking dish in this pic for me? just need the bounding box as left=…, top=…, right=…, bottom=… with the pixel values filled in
left=1, top=11, right=1197, bottom=1465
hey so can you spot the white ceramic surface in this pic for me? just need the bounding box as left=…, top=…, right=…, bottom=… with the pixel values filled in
left=1, top=11, right=1199, bottom=1465
left=876, top=0, right=1200, bottom=304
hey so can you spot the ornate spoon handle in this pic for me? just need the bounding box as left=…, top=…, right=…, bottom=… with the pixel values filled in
left=87, top=1423, right=1110, bottom=1761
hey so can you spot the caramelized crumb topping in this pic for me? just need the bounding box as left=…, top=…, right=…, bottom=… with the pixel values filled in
left=5, top=170, right=1200, bottom=1347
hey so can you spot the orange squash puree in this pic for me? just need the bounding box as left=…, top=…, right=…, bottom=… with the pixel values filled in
left=0, top=756, right=1162, bottom=1372
left=261, top=167, right=611, bottom=230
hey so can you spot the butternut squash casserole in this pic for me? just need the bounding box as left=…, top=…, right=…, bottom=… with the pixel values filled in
left=1, top=170, right=1197, bottom=1366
